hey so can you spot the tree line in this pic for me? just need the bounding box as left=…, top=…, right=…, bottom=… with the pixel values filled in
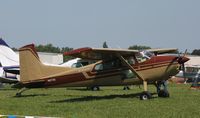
left=12, top=44, right=73, bottom=61
left=12, top=43, right=200, bottom=62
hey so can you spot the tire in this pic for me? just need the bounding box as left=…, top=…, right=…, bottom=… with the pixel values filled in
left=15, top=93, right=21, bottom=97
left=123, top=86, right=130, bottom=90
left=158, top=90, right=170, bottom=98
left=140, top=91, right=152, bottom=100
left=91, top=86, right=100, bottom=91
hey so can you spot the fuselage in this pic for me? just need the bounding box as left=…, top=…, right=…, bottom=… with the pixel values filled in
left=21, top=55, right=181, bottom=88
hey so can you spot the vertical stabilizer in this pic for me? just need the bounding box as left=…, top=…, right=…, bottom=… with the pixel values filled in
left=19, top=44, right=69, bottom=83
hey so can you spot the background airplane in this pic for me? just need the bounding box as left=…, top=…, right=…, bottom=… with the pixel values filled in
left=0, top=38, right=19, bottom=84
left=14, top=44, right=189, bottom=100
left=174, top=65, right=200, bottom=88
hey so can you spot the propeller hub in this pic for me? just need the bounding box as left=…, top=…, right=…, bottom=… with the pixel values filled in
left=178, top=56, right=189, bottom=64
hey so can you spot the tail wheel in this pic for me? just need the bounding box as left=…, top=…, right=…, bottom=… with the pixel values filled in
left=140, top=91, right=152, bottom=100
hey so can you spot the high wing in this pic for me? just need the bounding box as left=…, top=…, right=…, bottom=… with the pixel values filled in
left=64, top=47, right=178, bottom=81
left=64, top=47, right=143, bottom=80
left=64, top=47, right=139, bottom=60
left=146, top=48, right=178, bottom=55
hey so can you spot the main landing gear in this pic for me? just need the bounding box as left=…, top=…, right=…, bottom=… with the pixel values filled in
left=140, top=91, right=152, bottom=100
left=155, top=80, right=170, bottom=98
left=140, top=81, right=152, bottom=100
left=123, top=86, right=130, bottom=90
left=139, top=80, right=170, bottom=100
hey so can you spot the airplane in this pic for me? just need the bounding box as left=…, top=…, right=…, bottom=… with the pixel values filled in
left=174, top=65, right=200, bottom=82
left=173, top=65, right=200, bottom=89
left=0, top=38, right=19, bottom=84
left=14, top=44, right=189, bottom=100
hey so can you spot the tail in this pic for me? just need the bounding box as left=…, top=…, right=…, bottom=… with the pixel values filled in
left=0, top=38, right=10, bottom=47
left=19, top=44, right=70, bottom=83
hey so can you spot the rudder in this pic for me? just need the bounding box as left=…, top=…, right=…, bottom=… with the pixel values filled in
left=19, top=44, right=69, bottom=83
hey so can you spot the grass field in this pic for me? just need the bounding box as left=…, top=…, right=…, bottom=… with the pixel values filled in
left=0, top=84, right=200, bottom=118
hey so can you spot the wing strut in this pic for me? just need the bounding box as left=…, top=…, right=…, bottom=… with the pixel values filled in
left=116, top=53, right=144, bottom=81
left=116, top=53, right=152, bottom=100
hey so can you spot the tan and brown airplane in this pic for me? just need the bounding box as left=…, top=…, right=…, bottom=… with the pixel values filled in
left=15, top=44, right=189, bottom=100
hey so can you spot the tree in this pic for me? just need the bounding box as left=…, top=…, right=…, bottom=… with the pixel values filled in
left=34, top=43, right=73, bottom=62
left=128, top=45, right=151, bottom=50
left=61, top=47, right=74, bottom=62
left=36, top=44, right=60, bottom=53
left=191, top=49, right=200, bottom=56
left=12, top=47, right=18, bottom=51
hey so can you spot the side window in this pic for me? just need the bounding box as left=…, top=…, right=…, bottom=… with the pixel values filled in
left=122, top=69, right=136, bottom=79
left=94, top=63, right=103, bottom=71
left=71, top=62, right=83, bottom=68
left=81, top=62, right=89, bottom=66
left=0, top=62, right=2, bottom=67
left=127, top=56, right=135, bottom=65
left=94, top=59, right=121, bottom=71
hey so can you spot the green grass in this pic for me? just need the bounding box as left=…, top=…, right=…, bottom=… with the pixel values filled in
left=0, top=84, right=200, bottom=118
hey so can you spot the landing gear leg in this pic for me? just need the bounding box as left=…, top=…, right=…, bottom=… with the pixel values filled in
left=156, top=80, right=170, bottom=98
left=140, top=81, right=152, bottom=100
left=15, top=87, right=28, bottom=97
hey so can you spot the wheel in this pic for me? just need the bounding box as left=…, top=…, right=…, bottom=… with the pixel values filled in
left=123, top=86, right=130, bottom=90
left=0, top=83, right=3, bottom=88
left=15, top=93, right=21, bottom=97
left=140, top=91, right=152, bottom=100
left=91, top=86, right=100, bottom=91
left=158, top=90, right=170, bottom=98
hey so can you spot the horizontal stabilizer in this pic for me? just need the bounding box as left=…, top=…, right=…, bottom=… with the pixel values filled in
left=3, top=66, right=20, bottom=74
left=0, top=77, right=18, bottom=84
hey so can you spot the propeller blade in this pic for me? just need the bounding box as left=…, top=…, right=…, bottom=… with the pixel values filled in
left=183, top=49, right=188, bottom=57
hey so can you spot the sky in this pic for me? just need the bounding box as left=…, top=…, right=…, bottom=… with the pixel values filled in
left=0, top=0, right=199, bottom=52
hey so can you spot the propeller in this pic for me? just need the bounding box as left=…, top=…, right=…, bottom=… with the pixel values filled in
left=178, top=49, right=189, bottom=83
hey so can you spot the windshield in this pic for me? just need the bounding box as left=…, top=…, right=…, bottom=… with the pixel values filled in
left=136, top=51, right=154, bottom=63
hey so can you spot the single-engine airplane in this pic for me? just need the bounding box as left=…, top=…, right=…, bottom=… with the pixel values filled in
left=15, top=44, right=189, bottom=100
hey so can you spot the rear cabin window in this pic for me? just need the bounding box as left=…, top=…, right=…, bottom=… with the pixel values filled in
left=94, top=59, right=122, bottom=71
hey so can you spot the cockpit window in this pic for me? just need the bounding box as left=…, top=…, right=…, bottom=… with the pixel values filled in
left=136, top=51, right=154, bottom=63
left=142, top=50, right=154, bottom=58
